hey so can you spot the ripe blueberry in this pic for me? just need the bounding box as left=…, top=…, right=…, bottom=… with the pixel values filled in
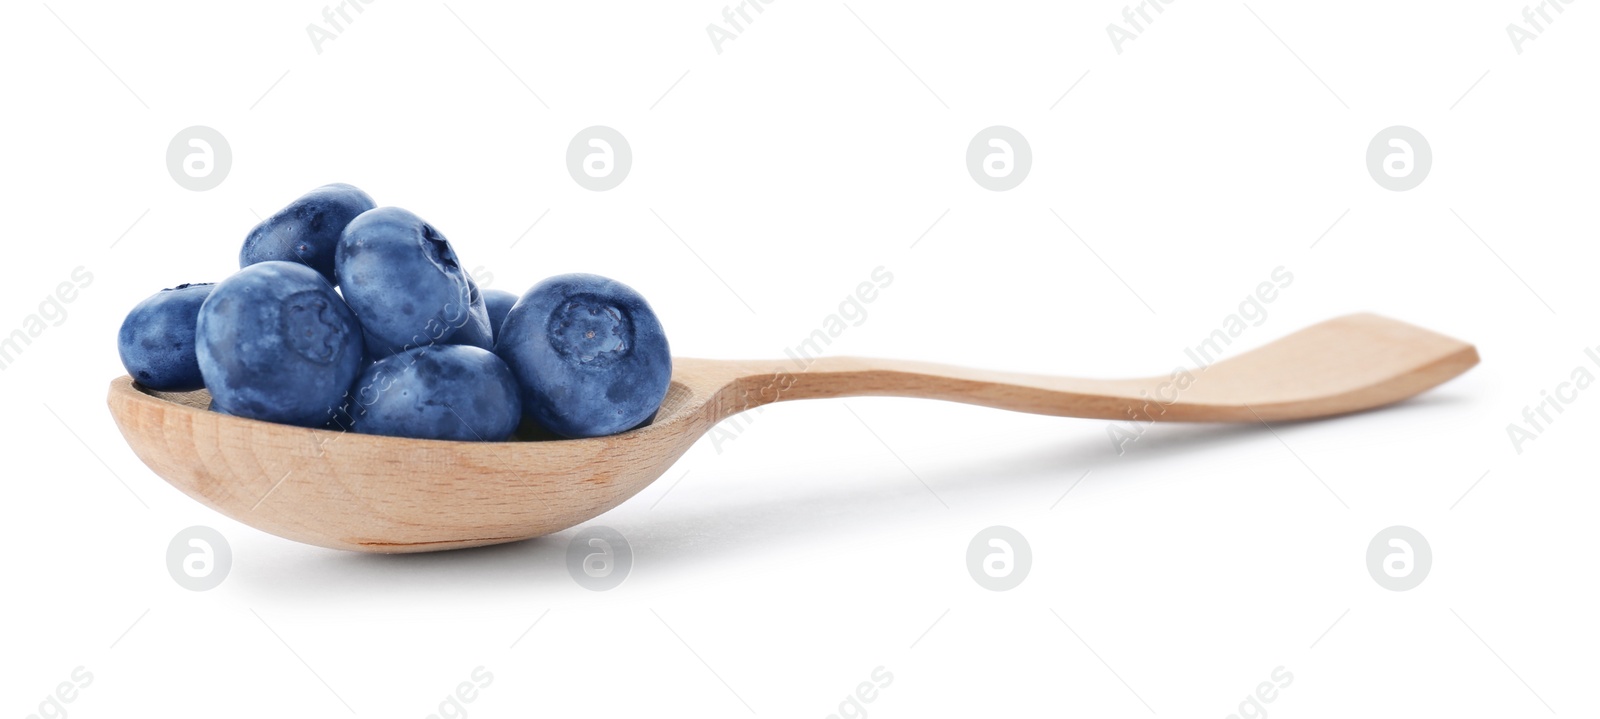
left=117, top=283, right=213, bottom=391
left=349, top=344, right=521, bottom=441
left=240, top=183, right=375, bottom=286
left=336, top=207, right=491, bottom=358
left=481, top=287, right=518, bottom=342
left=495, top=273, right=671, bottom=438
left=196, top=261, right=364, bottom=427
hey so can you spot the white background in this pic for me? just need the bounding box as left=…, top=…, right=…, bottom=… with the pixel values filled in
left=2, top=1, right=1596, bottom=717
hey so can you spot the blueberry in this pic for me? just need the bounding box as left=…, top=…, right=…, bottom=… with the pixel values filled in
left=117, top=283, right=214, bottom=391
left=241, top=183, right=375, bottom=286
left=481, top=287, right=518, bottom=341
left=495, top=273, right=671, bottom=438
left=336, top=207, right=491, bottom=358
left=348, top=345, right=521, bottom=441
left=454, top=278, right=496, bottom=349
left=197, top=261, right=364, bottom=427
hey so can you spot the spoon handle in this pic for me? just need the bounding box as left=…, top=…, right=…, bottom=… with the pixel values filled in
left=682, top=314, right=1477, bottom=425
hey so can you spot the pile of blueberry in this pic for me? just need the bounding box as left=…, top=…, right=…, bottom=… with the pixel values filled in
left=117, top=184, right=671, bottom=441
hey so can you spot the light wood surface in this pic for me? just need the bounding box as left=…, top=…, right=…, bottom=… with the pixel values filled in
left=107, top=313, right=1477, bottom=553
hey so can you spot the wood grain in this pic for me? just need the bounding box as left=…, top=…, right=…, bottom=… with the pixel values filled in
left=107, top=313, right=1477, bottom=553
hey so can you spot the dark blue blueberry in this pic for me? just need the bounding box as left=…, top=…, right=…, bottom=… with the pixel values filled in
left=240, top=183, right=375, bottom=286
left=481, top=287, right=518, bottom=342
left=348, top=345, right=521, bottom=441
left=453, top=278, right=496, bottom=349
left=117, top=283, right=214, bottom=391
left=335, top=207, right=491, bottom=358
left=196, top=261, right=364, bottom=427
left=494, top=273, right=671, bottom=438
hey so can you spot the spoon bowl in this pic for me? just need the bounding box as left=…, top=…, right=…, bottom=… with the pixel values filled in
left=108, top=313, right=1478, bottom=553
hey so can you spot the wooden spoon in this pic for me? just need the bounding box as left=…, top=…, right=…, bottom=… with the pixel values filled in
left=107, top=313, right=1477, bottom=553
